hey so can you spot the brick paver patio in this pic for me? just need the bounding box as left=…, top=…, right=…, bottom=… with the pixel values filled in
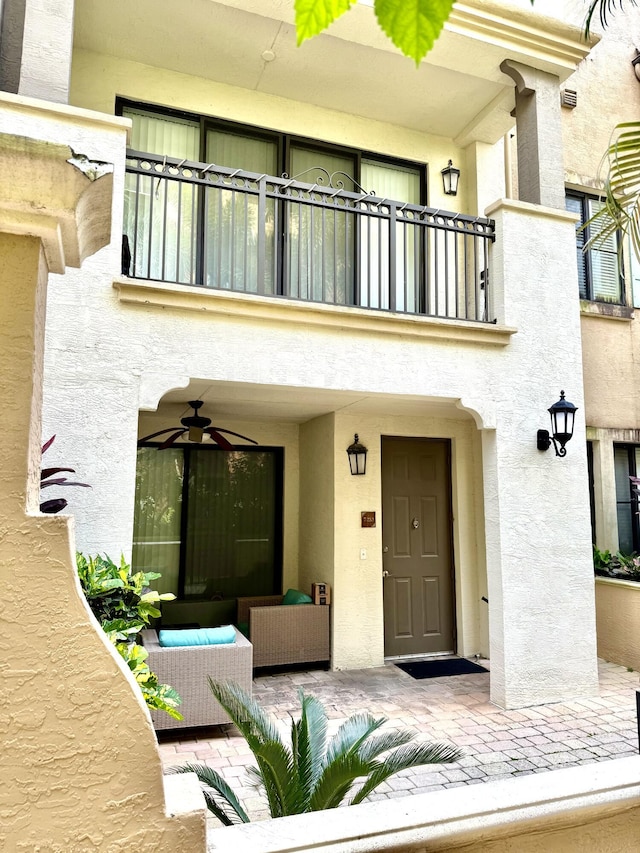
left=158, top=658, right=639, bottom=822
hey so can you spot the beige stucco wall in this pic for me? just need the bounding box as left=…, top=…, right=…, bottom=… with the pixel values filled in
left=595, top=577, right=640, bottom=670
left=0, top=101, right=205, bottom=850
left=299, top=414, right=336, bottom=600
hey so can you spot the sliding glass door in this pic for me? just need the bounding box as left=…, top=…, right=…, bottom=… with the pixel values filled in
left=132, top=445, right=282, bottom=600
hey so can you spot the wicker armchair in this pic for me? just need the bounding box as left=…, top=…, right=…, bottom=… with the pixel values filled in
left=140, top=627, right=253, bottom=730
left=237, top=595, right=330, bottom=668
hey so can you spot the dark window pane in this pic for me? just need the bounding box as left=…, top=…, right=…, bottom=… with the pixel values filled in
left=184, top=450, right=277, bottom=599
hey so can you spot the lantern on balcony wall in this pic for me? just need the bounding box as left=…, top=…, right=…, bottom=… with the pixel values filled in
left=441, top=160, right=460, bottom=196
left=536, top=391, right=578, bottom=458
left=347, top=434, right=368, bottom=475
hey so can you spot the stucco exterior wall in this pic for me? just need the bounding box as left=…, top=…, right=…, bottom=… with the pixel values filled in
left=207, top=755, right=640, bottom=853
left=0, top=96, right=205, bottom=851
left=595, top=577, right=640, bottom=670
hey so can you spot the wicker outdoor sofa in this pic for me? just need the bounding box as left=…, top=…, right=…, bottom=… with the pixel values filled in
left=140, top=627, right=253, bottom=730
left=236, top=595, right=330, bottom=668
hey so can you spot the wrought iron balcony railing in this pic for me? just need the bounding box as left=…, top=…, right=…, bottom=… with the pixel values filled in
left=123, top=151, right=495, bottom=323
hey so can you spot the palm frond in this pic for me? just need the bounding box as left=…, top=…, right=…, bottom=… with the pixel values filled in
left=585, top=122, right=640, bottom=260
left=309, top=752, right=371, bottom=812
left=208, top=680, right=282, bottom=747
left=168, top=763, right=250, bottom=825
left=252, top=740, right=299, bottom=817
left=325, top=712, right=386, bottom=764
left=584, top=0, right=636, bottom=37
left=351, top=741, right=463, bottom=805
left=293, top=690, right=328, bottom=804
left=355, top=729, right=414, bottom=763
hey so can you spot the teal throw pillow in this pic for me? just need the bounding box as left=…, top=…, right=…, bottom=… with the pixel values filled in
left=158, top=625, right=236, bottom=647
left=282, top=588, right=313, bottom=605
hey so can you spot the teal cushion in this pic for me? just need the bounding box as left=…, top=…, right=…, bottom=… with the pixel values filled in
left=158, top=625, right=236, bottom=647
left=282, top=588, right=313, bottom=605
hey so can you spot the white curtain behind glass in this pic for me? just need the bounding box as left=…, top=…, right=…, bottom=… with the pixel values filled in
left=123, top=108, right=200, bottom=283
left=204, top=130, right=278, bottom=293
left=132, top=448, right=183, bottom=597
left=288, top=146, right=356, bottom=304
left=359, top=160, right=421, bottom=311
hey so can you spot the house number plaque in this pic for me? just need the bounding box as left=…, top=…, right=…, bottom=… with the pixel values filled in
left=361, top=511, right=376, bottom=528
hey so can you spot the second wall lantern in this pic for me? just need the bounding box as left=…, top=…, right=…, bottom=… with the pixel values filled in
left=347, top=434, right=368, bottom=475
left=441, top=160, right=460, bottom=196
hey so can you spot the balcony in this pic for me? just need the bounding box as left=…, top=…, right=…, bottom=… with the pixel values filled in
left=123, top=151, right=495, bottom=323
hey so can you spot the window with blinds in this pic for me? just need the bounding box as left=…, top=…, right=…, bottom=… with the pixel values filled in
left=565, top=191, right=623, bottom=303
left=613, top=444, right=640, bottom=554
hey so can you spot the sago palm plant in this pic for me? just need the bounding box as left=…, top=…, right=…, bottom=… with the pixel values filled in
left=171, top=680, right=462, bottom=825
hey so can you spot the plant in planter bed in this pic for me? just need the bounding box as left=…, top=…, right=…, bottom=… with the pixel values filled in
left=171, top=681, right=462, bottom=825
left=76, top=552, right=183, bottom=720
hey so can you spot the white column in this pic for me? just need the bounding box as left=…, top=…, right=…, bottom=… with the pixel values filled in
left=484, top=198, right=599, bottom=708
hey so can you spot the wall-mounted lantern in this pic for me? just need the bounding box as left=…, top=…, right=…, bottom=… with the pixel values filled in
left=536, top=391, right=578, bottom=458
left=347, top=434, right=368, bottom=475
left=441, top=160, right=460, bottom=196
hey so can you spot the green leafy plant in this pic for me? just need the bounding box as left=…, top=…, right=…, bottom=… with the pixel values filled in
left=170, top=681, right=462, bottom=825
left=76, top=552, right=182, bottom=719
left=110, top=634, right=182, bottom=719
left=76, top=552, right=173, bottom=627
left=40, top=434, right=91, bottom=514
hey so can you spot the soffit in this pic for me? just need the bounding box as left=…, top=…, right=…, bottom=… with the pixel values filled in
left=152, top=381, right=474, bottom=424
left=73, top=0, right=593, bottom=144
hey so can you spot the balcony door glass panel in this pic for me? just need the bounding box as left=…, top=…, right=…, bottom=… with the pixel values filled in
left=123, top=108, right=200, bottom=284
left=184, top=450, right=277, bottom=599
left=132, top=447, right=184, bottom=596
left=204, top=129, right=278, bottom=294
left=287, top=146, right=356, bottom=304
left=359, top=160, right=421, bottom=311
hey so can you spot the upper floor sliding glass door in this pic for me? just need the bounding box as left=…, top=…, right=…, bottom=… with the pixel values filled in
left=123, top=106, right=200, bottom=284
left=204, top=127, right=278, bottom=294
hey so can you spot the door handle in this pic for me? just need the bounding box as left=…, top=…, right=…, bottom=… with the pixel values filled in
left=383, top=546, right=389, bottom=553
left=382, top=570, right=390, bottom=578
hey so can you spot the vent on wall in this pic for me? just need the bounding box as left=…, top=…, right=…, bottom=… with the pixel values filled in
left=561, top=89, right=577, bottom=109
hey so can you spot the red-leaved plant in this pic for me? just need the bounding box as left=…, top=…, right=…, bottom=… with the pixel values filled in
left=40, top=435, right=91, bottom=514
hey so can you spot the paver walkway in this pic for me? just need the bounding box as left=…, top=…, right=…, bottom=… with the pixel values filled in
left=158, top=658, right=639, bottom=822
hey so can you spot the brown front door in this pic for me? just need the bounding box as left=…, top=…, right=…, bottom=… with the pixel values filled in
left=382, top=437, right=454, bottom=657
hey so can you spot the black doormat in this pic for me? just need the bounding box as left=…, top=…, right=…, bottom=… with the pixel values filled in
left=395, top=657, right=488, bottom=679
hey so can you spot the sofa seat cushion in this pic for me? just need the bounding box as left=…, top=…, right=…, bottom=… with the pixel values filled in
left=158, top=625, right=236, bottom=647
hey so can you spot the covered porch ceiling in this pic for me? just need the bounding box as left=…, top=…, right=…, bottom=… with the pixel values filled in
left=143, top=380, right=476, bottom=425
left=73, top=0, right=593, bottom=145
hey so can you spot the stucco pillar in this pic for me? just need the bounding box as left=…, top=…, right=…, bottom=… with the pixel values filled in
left=588, top=430, right=619, bottom=553
left=500, top=60, right=565, bottom=210
left=0, top=0, right=73, bottom=102
left=0, top=123, right=205, bottom=849
left=483, top=198, right=599, bottom=709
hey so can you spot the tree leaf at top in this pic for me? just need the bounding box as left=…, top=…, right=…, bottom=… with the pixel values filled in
left=295, top=0, right=355, bottom=45
left=374, top=0, right=455, bottom=66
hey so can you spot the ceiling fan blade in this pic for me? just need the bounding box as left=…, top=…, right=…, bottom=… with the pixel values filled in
left=138, top=427, right=182, bottom=443
left=205, top=429, right=234, bottom=451
left=210, top=427, right=258, bottom=445
left=158, top=429, right=187, bottom=449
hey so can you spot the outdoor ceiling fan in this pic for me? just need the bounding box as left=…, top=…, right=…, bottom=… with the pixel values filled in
left=138, top=400, right=258, bottom=450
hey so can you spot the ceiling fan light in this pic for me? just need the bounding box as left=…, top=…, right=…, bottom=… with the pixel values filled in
left=188, top=426, right=204, bottom=443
